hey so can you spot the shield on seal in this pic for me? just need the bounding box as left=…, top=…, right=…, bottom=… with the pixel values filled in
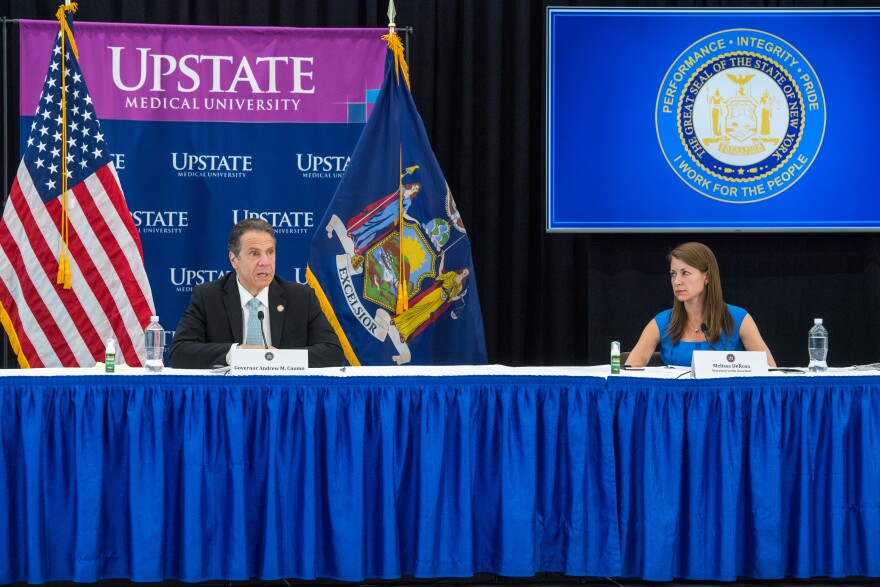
left=724, top=97, right=758, bottom=142
left=362, top=221, right=437, bottom=312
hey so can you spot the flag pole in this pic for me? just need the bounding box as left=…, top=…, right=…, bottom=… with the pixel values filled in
left=388, top=0, right=410, bottom=314
left=54, top=2, right=79, bottom=289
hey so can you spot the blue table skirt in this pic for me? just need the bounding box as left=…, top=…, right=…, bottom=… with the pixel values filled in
left=0, top=374, right=878, bottom=583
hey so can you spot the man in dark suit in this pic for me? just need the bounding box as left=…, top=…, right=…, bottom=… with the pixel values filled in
left=169, top=218, right=343, bottom=368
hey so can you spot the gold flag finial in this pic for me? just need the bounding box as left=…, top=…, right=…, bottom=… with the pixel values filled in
left=387, top=0, right=397, bottom=35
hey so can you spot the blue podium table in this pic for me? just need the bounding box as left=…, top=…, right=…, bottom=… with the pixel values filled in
left=0, top=367, right=878, bottom=583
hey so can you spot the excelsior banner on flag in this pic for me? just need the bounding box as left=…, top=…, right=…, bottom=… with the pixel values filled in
left=307, top=32, right=487, bottom=366
left=0, top=6, right=155, bottom=368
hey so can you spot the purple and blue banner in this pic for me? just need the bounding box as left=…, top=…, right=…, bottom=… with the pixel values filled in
left=20, top=20, right=386, bottom=332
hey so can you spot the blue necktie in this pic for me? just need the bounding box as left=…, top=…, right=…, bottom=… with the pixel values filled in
left=245, top=298, right=263, bottom=345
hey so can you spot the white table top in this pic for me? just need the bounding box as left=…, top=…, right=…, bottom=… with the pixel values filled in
left=1, top=364, right=878, bottom=378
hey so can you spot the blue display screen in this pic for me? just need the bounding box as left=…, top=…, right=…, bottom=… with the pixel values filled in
left=546, top=9, right=879, bottom=231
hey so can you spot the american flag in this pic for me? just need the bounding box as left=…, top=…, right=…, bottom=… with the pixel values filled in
left=0, top=12, right=154, bottom=368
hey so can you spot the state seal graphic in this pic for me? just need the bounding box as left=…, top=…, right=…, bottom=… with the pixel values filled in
left=656, top=29, right=825, bottom=203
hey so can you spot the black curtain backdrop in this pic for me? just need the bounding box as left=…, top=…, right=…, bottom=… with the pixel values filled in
left=2, top=0, right=879, bottom=369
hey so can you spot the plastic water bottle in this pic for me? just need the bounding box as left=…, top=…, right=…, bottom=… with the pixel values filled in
left=144, top=316, right=165, bottom=372
left=808, top=318, right=828, bottom=372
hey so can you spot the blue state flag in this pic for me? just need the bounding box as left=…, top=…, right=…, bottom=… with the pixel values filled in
left=307, top=33, right=487, bottom=366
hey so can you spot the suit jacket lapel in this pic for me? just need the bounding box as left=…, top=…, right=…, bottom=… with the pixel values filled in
left=268, top=279, right=286, bottom=347
left=223, top=274, right=244, bottom=344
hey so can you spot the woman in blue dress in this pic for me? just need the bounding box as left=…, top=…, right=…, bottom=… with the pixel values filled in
left=625, top=242, right=776, bottom=368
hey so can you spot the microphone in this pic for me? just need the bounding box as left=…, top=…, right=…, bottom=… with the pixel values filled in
left=257, top=310, right=269, bottom=349
left=700, top=323, right=718, bottom=350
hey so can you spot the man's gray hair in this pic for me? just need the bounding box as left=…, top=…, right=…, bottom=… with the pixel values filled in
left=228, top=217, right=275, bottom=257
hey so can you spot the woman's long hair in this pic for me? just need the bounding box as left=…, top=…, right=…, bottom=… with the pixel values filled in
left=667, top=242, right=734, bottom=344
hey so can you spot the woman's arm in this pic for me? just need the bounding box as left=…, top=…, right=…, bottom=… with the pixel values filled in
left=739, top=313, right=777, bottom=368
left=625, top=319, right=661, bottom=367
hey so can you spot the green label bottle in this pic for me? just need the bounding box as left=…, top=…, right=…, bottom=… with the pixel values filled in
left=610, top=341, right=621, bottom=374
left=105, top=338, right=116, bottom=373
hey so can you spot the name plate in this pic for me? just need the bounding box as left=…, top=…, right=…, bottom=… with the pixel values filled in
left=229, top=348, right=308, bottom=374
left=691, top=350, right=768, bottom=379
